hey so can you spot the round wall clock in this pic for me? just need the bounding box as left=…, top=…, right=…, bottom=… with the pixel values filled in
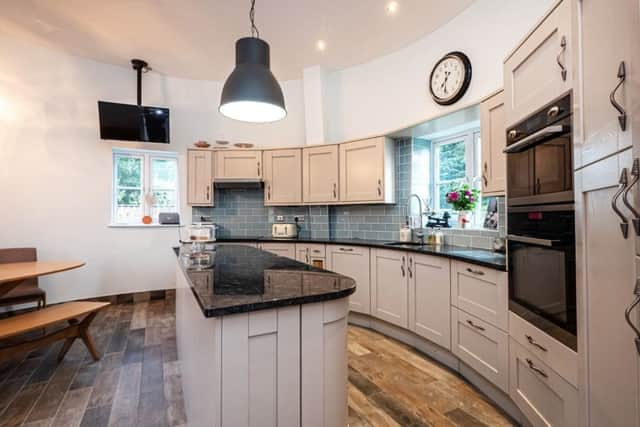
left=429, top=51, right=472, bottom=106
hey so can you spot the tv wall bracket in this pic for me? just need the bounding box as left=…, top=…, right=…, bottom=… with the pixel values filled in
left=131, top=59, right=152, bottom=106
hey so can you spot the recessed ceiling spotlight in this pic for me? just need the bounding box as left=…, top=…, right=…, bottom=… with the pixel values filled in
left=316, top=40, right=327, bottom=52
left=385, top=1, right=399, bottom=15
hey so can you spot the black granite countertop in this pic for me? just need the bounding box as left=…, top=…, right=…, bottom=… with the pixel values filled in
left=215, top=235, right=507, bottom=271
left=176, top=245, right=356, bottom=317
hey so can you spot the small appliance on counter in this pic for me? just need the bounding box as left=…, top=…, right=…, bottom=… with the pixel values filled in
left=272, top=223, right=298, bottom=239
left=178, top=223, right=218, bottom=269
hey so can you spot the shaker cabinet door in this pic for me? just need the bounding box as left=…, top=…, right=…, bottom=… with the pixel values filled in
left=480, top=90, right=506, bottom=195
left=303, top=145, right=339, bottom=204
left=370, top=249, right=408, bottom=328
left=576, top=0, right=639, bottom=168
left=215, top=150, right=262, bottom=179
left=339, top=137, right=395, bottom=204
left=187, top=150, right=213, bottom=205
left=326, top=245, right=371, bottom=315
left=503, top=0, right=573, bottom=127
left=263, top=149, right=302, bottom=205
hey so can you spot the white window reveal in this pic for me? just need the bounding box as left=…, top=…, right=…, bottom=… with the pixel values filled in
left=111, top=148, right=179, bottom=225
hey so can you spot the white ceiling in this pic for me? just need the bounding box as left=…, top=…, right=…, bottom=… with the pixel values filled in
left=0, top=0, right=475, bottom=81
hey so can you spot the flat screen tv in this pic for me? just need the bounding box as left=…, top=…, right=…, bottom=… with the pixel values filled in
left=98, top=101, right=170, bottom=143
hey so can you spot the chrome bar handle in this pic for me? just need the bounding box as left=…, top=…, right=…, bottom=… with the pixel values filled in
left=267, top=184, right=271, bottom=200
left=610, top=61, right=627, bottom=131
left=624, top=279, right=640, bottom=356
left=526, top=358, right=549, bottom=378
left=401, top=256, right=405, bottom=277
left=206, top=185, right=210, bottom=201
left=612, top=168, right=630, bottom=238
left=623, top=158, right=640, bottom=235
left=556, top=35, right=567, bottom=81
left=333, top=183, right=337, bottom=199
left=257, top=161, right=261, bottom=176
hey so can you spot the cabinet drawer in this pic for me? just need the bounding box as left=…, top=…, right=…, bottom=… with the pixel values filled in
left=509, top=312, right=577, bottom=386
left=451, top=261, right=508, bottom=330
left=509, top=338, right=578, bottom=427
left=451, top=308, right=508, bottom=392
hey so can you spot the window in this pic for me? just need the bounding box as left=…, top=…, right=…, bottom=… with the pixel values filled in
left=433, top=132, right=476, bottom=213
left=112, top=148, right=179, bottom=225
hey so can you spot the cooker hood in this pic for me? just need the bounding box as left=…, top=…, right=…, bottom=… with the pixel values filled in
left=213, top=178, right=264, bottom=189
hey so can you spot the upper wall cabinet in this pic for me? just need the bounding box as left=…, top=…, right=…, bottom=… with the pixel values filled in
left=263, top=149, right=302, bottom=206
left=187, top=149, right=214, bottom=205
left=576, top=0, right=639, bottom=168
left=503, top=0, right=575, bottom=127
left=480, top=90, right=506, bottom=196
left=339, top=137, right=395, bottom=204
left=302, top=145, right=339, bottom=204
left=215, top=150, right=263, bottom=180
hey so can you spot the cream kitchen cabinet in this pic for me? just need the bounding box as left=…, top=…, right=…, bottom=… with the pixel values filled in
left=370, top=248, right=408, bottom=328
left=215, top=150, right=262, bottom=180
left=302, top=145, right=339, bottom=204
left=452, top=308, right=509, bottom=392
left=575, top=148, right=640, bottom=427
left=263, top=149, right=302, bottom=205
left=451, top=261, right=508, bottom=331
left=576, top=0, right=639, bottom=168
left=295, top=243, right=326, bottom=269
left=480, top=90, right=506, bottom=196
left=510, top=338, right=578, bottom=427
left=503, top=0, right=575, bottom=127
left=187, top=149, right=214, bottom=205
left=259, top=242, right=296, bottom=260
left=339, top=137, right=395, bottom=204
left=326, top=245, right=371, bottom=315
left=408, top=253, right=451, bottom=350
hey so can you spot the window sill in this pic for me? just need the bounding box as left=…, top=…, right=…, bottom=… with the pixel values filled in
left=108, top=223, right=182, bottom=228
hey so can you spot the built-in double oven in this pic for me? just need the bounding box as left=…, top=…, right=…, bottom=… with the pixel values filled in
left=504, top=92, right=577, bottom=350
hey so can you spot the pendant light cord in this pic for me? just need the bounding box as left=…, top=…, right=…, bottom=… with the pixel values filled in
left=249, top=0, right=260, bottom=38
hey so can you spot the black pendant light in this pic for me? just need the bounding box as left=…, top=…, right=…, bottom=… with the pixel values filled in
left=219, top=0, right=286, bottom=123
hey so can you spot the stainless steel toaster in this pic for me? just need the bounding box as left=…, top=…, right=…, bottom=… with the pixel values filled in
left=271, top=223, right=298, bottom=238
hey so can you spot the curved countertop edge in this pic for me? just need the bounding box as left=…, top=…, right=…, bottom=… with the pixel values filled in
left=215, top=236, right=507, bottom=271
left=174, top=247, right=357, bottom=317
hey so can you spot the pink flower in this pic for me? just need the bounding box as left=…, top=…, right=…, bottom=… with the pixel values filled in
left=465, top=190, right=471, bottom=196
left=448, top=192, right=459, bottom=201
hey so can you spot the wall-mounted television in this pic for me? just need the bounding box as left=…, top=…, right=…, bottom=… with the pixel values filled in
left=98, top=101, right=170, bottom=143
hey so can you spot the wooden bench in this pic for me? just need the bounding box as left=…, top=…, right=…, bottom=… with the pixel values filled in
left=0, top=301, right=110, bottom=362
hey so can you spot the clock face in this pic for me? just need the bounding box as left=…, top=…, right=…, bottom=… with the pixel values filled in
left=429, top=52, right=472, bottom=105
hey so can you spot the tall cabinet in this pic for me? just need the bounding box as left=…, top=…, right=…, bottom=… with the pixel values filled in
left=480, top=90, right=506, bottom=195
left=576, top=0, right=640, bottom=425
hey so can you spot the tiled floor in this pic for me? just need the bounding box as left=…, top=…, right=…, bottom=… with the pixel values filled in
left=0, top=299, right=185, bottom=427
left=347, top=326, right=515, bottom=427
left=0, top=300, right=513, bottom=427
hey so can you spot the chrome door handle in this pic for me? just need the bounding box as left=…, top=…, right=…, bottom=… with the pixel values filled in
left=622, top=158, right=640, bottom=235
left=466, top=320, right=485, bottom=331
left=339, top=247, right=353, bottom=252
left=206, top=185, right=210, bottom=201
left=267, top=184, right=271, bottom=200
left=525, top=334, right=548, bottom=352
left=333, top=183, right=337, bottom=199
left=610, top=61, right=627, bottom=131
left=624, top=279, right=640, bottom=355
left=257, top=161, right=261, bottom=176
left=408, top=257, right=413, bottom=279
left=556, top=35, right=567, bottom=81
left=612, top=168, right=630, bottom=238
left=526, top=358, right=549, bottom=378
left=466, top=267, right=485, bottom=276
left=482, top=174, right=488, bottom=187
left=401, top=256, right=405, bottom=277
left=306, top=248, right=310, bottom=263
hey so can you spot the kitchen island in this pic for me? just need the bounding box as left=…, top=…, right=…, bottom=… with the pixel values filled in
left=175, top=244, right=356, bottom=427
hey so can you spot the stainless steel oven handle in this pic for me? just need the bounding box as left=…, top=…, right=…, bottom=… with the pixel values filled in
left=507, top=234, right=560, bottom=247
left=503, top=125, right=568, bottom=154
left=612, top=168, right=630, bottom=239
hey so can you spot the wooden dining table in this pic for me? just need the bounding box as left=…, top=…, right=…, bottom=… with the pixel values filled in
left=0, top=260, right=85, bottom=297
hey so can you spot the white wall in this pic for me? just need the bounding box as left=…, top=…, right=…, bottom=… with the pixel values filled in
left=323, top=0, right=554, bottom=143
left=0, top=34, right=305, bottom=303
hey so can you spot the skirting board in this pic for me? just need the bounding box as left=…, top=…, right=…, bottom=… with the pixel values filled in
left=348, top=312, right=526, bottom=425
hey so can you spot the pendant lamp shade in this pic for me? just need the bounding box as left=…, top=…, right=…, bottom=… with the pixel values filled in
left=219, top=37, right=287, bottom=123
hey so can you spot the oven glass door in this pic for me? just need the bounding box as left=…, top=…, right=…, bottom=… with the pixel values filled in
left=508, top=238, right=576, bottom=336
left=506, top=133, right=573, bottom=205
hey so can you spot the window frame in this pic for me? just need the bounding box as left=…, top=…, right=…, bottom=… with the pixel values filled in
left=432, top=131, right=476, bottom=213
left=111, top=148, right=180, bottom=225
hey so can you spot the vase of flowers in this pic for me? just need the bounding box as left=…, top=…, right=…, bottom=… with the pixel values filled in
left=445, top=184, right=480, bottom=229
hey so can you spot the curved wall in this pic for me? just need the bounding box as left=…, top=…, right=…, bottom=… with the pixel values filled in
left=323, top=0, right=554, bottom=143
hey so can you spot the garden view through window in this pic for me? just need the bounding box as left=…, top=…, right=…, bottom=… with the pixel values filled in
left=112, top=148, right=179, bottom=225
